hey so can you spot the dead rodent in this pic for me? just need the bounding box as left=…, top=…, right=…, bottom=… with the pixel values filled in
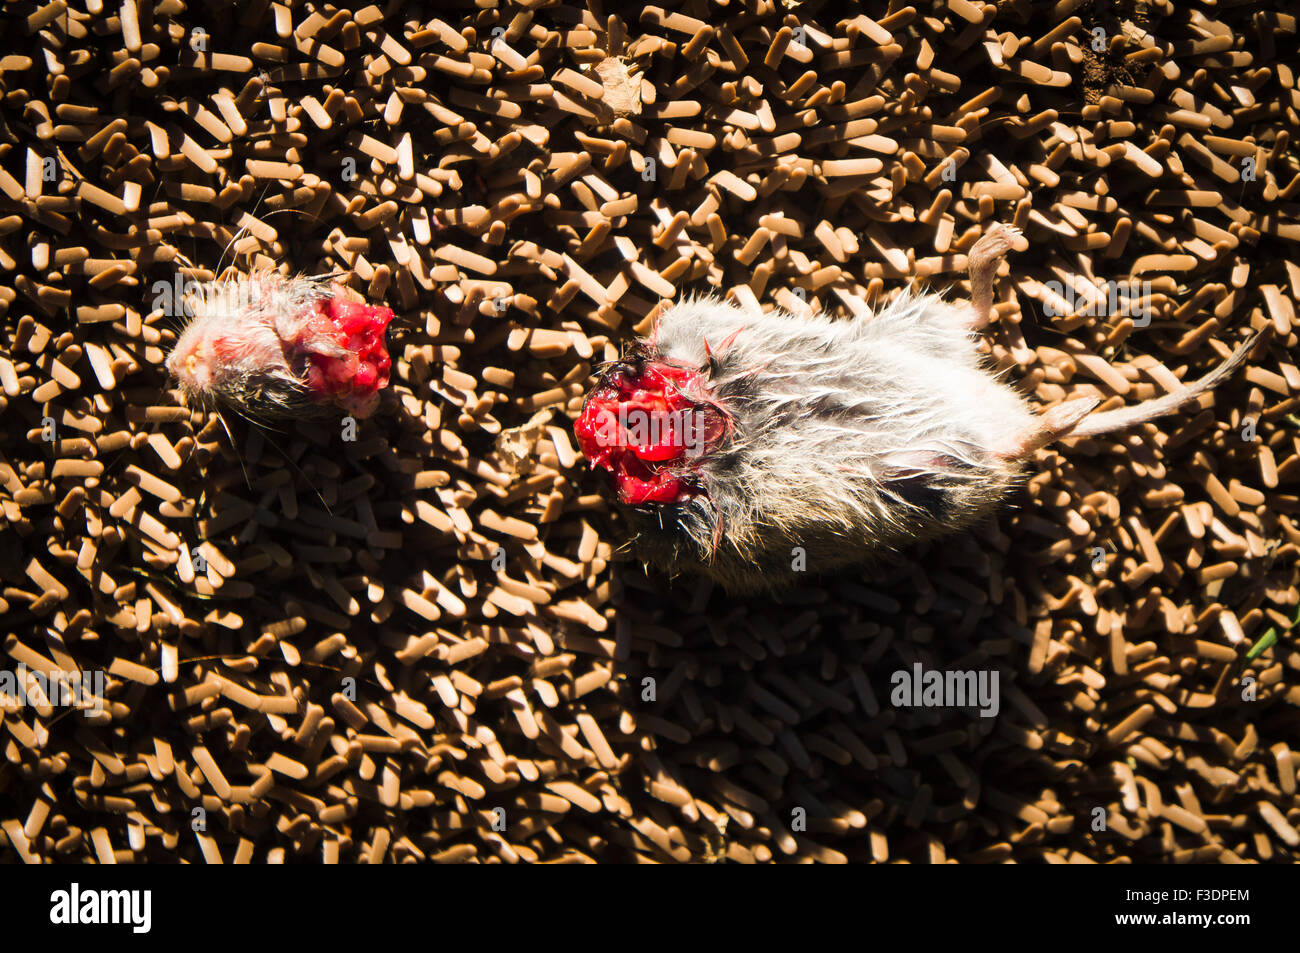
left=165, top=270, right=395, bottom=422
left=573, top=223, right=1262, bottom=594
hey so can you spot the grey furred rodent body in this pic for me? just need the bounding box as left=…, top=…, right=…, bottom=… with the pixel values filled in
left=606, top=225, right=1260, bottom=593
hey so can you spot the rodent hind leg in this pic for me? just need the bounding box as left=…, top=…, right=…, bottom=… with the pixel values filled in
left=995, top=396, right=1100, bottom=459
left=967, top=223, right=1022, bottom=329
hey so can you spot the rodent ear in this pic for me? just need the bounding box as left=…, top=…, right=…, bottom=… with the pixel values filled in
left=698, top=327, right=745, bottom=376
left=699, top=339, right=722, bottom=378
left=273, top=311, right=304, bottom=341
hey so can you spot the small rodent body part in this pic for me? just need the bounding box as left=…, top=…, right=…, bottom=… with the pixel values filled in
left=574, top=224, right=1260, bottom=593
left=166, top=271, right=395, bottom=420
left=573, top=361, right=730, bottom=504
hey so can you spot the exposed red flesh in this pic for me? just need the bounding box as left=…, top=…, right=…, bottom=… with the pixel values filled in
left=300, top=297, right=394, bottom=414
left=574, top=361, right=727, bottom=505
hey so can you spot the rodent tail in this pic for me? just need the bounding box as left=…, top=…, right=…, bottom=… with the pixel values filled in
left=1067, top=330, right=1264, bottom=438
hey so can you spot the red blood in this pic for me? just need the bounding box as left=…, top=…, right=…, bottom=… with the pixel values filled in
left=211, top=336, right=243, bottom=362
left=300, top=297, right=395, bottom=411
left=574, top=361, right=728, bottom=505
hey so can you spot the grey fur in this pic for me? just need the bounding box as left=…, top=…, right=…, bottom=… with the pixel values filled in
left=607, top=291, right=1259, bottom=595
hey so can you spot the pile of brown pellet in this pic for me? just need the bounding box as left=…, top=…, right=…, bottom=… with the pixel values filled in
left=1, top=0, right=1298, bottom=864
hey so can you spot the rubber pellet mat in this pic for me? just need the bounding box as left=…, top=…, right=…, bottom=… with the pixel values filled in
left=1, top=0, right=1299, bottom=864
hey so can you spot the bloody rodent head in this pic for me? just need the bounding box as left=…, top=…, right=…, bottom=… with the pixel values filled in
left=166, top=271, right=394, bottom=421
left=574, top=350, right=732, bottom=506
